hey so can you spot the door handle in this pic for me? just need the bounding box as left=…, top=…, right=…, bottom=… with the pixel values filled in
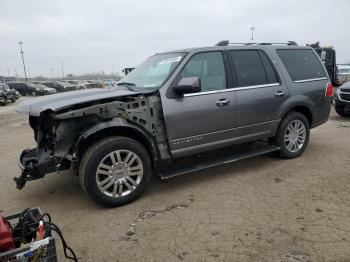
left=275, top=91, right=285, bottom=97
left=216, top=98, right=230, bottom=106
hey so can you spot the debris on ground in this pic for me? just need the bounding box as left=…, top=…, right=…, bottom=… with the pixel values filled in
left=120, top=196, right=194, bottom=240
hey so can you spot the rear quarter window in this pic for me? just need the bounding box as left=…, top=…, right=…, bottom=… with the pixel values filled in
left=277, top=49, right=327, bottom=82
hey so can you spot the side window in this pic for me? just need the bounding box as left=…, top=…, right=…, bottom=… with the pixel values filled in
left=259, top=51, right=279, bottom=84
left=180, top=52, right=226, bottom=92
left=230, top=50, right=268, bottom=87
left=277, top=49, right=327, bottom=81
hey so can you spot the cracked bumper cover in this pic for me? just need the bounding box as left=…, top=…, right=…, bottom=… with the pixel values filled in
left=14, top=148, right=57, bottom=189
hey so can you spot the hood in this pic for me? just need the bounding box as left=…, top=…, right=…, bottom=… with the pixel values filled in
left=340, top=81, right=350, bottom=90
left=17, top=88, right=140, bottom=116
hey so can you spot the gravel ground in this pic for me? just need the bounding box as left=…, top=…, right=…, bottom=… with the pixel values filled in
left=0, top=97, right=349, bottom=261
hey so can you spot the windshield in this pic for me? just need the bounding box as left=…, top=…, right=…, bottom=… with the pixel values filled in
left=0, top=84, right=9, bottom=91
left=118, top=52, right=186, bottom=91
left=35, top=84, right=47, bottom=89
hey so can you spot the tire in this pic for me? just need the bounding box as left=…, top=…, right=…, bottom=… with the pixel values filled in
left=79, top=136, right=152, bottom=207
left=273, top=112, right=310, bottom=159
left=335, top=105, right=348, bottom=117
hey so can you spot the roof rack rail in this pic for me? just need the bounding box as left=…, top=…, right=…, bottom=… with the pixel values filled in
left=215, top=40, right=298, bottom=46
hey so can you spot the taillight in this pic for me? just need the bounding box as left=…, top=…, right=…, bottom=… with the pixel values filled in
left=325, top=82, right=333, bottom=97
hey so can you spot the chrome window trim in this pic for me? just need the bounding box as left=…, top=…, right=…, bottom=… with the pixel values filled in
left=293, top=77, right=328, bottom=83
left=183, top=83, right=280, bottom=97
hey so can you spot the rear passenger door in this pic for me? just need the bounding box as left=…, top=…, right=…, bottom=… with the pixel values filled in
left=228, top=49, right=287, bottom=140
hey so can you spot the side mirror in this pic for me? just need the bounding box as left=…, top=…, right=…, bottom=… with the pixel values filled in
left=173, top=77, right=201, bottom=95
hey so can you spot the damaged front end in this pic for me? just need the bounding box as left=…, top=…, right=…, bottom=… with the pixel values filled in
left=14, top=113, right=70, bottom=189
left=14, top=88, right=168, bottom=190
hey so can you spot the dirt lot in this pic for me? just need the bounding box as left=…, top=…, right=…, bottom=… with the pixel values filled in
left=0, top=97, right=350, bottom=261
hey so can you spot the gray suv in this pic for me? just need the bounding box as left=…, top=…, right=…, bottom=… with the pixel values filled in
left=16, top=41, right=333, bottom=207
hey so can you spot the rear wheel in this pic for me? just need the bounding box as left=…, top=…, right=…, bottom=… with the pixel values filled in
left=273, top=112, right=310, bottom=158
left=79, top=136, right=152, bottom=207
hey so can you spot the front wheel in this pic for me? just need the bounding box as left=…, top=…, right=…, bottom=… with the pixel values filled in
left=79, top=136, right=152, bottom=207
left=273, top=112, right=310, bottom=158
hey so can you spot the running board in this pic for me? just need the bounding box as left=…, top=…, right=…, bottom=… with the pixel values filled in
left=158, top=144, right=280, bottom=179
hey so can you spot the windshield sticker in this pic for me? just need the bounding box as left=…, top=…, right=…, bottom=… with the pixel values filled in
left=160, top=56, right=182, bottom=64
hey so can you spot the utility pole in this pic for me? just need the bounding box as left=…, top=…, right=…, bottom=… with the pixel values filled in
left=250, top=26, right=256, bottom=41
left=6, top=67, right=10, bottom=77
left=18, top=41, right=28, bottom=82
left=61, top=61, right=65, bottom=79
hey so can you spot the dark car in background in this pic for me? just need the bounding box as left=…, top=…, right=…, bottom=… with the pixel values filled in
left=334, top=81, right=350, bottom=117
left=41, top=81, right=76, bottom=92
left=7, top=82, right=46, bottom=96
left=34, top=84, right=57, bottom=95
left=0, top=83, right=16, bottom=105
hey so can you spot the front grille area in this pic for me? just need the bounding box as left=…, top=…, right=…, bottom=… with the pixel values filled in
left=340, top=88, right=350, bottom=92
left=340, top=93, right=350, bottom=101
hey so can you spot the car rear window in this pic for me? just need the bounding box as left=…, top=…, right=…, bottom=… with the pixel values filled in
left=277, top=49, right=327, bottom=82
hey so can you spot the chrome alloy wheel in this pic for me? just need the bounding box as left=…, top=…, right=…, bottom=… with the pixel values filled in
left=284, top=120, right=306, bottom=153
left=95, top=150, right=143, bottom=198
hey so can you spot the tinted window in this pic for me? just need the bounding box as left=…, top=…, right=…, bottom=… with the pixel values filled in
left=259, top=51, right=279, bottom=84
left=277, top=49, right=326, bottom=81
left=180, top=52, right=226, bottom=92
left=230, top=50, right=268, bottom=87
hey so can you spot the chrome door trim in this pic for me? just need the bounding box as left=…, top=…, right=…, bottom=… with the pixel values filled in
left=294, top=77, right=328, bottom=83
left=183, top=83, right=280, bottom=97
left=170, top=119, right=279, bottom=144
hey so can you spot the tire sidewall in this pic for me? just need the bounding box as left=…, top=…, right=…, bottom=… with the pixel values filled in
left=81, top=137, right=152, bottom=207
left=275, top=112, right=310, bottom=158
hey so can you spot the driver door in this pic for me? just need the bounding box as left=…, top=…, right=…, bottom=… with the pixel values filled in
left=161, top=51, right=237, bottom=158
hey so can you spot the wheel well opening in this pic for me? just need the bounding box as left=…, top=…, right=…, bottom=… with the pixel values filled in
left=77, top=127, right=157, bottom=165
left=288, top=106, right=313, bottom=126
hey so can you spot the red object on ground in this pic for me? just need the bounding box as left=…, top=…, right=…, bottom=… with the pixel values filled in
left=0, top=216, right=15, bottom=252
left=38, top=221, right=44, bottom=240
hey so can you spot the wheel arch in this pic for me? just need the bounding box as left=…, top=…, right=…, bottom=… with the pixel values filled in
left=272, top=96, right=315, bottom=136
left=278, top=95, right=315, bottom=125
left=74, top=117, right=159, bottom=167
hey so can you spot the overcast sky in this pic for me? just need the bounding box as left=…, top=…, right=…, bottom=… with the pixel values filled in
left=0, top=0, right=349, bottom=77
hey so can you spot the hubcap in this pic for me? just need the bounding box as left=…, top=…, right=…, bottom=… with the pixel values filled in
left=95, top=150, right=143, bottom=198
left=284, top=120, right=306, bottom=153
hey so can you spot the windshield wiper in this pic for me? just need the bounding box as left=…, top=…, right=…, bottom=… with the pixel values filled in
left=116, top=82, right=137, bottom=91
left=116, top=82, right=135, bottom=86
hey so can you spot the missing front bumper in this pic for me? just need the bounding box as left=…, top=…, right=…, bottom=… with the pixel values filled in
left=14, top=148, right=56, bottom=189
